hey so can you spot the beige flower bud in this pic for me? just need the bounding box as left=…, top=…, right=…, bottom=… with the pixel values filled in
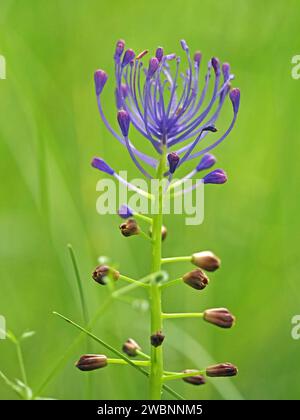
left=191, top=251, right=220, bottom=271
left=182, top=269, right=209, bottom=290
left=75, top=354, right=107, bottom=371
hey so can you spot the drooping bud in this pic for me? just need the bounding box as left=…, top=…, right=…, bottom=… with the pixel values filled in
left=92, top=265, right=120, bottom=285
left=117, top=109, right=130, bottom=137
left=203, top=169, right=227, bottom=184
left=182, top=370, right=206, bottom=385
left=180, top=39, right=189, bottom=51
left=114, top=39, right=125, bottom=62
left=203, top=308, right=235, bottom=328
left=203, top=125, right=217, bottom=133
left=122, top=338, right=141, bottom=357
left=191, top=251, right=221, bottom=271
left=167, top=152, right=180, bottom=174
left=230, top=88, right=240, bottom=113
left=91, top=157, right=114, bottom=175
left=119, top=218, right=140, bottom=237
left=122, top=49, right=135, bottom=67
left=147, top=57, right=159, bottom=79
left=75, top=354, right=107, bottom=371
left=206, top=363, right=238, bottom=377
left=149, top=225, right=167, bottom=241
left=211, top=57, right=220, bottom=76
left=196, top=154, right=216, bottom=172
left=94, top=70, right=108, bottom=96
left=194, top=51, right=202, bottom=66
left=155, top=47, right=164, bottom=62
left=150, top=331, right=165, bottom=347
left=222, top=63, right=230, bottom=81
left=182, top=269, right=209, bottom=290
left=118, top=204, right=133, bottom=219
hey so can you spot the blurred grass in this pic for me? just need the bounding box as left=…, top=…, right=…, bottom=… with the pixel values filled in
left=1, top=0, right=300, bottom=399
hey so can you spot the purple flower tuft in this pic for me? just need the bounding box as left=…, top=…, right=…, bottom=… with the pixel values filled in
left=222, top=63, right=230, bottom=81
left=196, top=154, right=216, bottom=172
left=155, top=47, right=164, bottom=62
left=118, top=204, right=133, bottom=219
left=230, top=88, right=240, bottom=113
left=117, top=109, right=130, bottom=137
left=203, top=169, right=227, bottom=184
left=147, top=57, right=159, bottom=79
left=114, top=39, right=125, bottom=62
left=211, top=57, right=220, bottom=75
left=94, top=70, right=108, bottom=96
left=180, top=39, right=189, bottom=51
left=167, top=152, right=180, bottom=174
left=122, top=49, right=135, bottom=67
left=91, top=157, right=114, bottom=175
left=194, top=51, right=202, bottom=66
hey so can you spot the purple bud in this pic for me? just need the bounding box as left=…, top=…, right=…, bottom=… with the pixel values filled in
left=122, top=49, right=135, bottom=67
left=91, top=157, right=114, bottom=175
left=203, top=125, right=217, bottom=133
left=147, top=57, right=159, bottom=79
left=230, top=88, right=240, bottom=113
left=167, top=152, right=180, bottom=174
left=196, top=154, right=216, bottom=172
left=117, top=109, right=130, bottom=137
left=165, top=53, right=176, bottom=60
left=155, top=47, right=164, bottom=62
left=222, top=63, right=230, bottom=81
left=94, top=70, right=108, bottom=96
left=114, top=39, right=125, bottom=61
left=180, top=39, right=189, bottom=51
left=118, top=204, right=133, bottom=219
left=203, top=169, right=227, bottom=184
left=211, top=57, right=220, bottom=76
left=115, top=84, right=128, bottom=109
left=194, top=51, right=202, bottom=66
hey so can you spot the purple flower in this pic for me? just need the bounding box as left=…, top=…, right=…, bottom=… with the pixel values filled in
left=196, top=154, right=216, bottom=172
left=93, top=39, right=240, bottom=186
left=167, top=152, right=180, bottom=174
left=91, top=157, right=114, bottom=175
left=203, top=169, right=227, bottom=184
left=118, top=204, right=133, bottom=219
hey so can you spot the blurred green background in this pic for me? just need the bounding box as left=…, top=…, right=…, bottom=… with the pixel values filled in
left=1, top=0, right=300, bottom=400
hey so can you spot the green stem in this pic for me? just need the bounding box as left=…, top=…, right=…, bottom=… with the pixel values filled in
left=134, top=212, right=153, bottom=224
left=161, top=256, right=191, bottom=265
left=107, top=358, right=150, bottom=366
left=119, top=274, right=149, bottom=288
left=162, top=312, right=204, bottom=319
left=16, top=341, right=28, bottom=389
left=163, top=370, right=205, bottom=381
left=149, top=146, right=166, bottom=400
left=139, top=230, right=153, bottom=242
left=160, top=278, right=182, bottom=290
left=136, top=350, right=151, bottom=360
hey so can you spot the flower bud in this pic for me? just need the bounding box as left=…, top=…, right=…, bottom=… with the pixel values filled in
left=194, top=51, right=202, bottom=66
left=118, top=204, right=133, bottom=219
left=75, top=354, right=107, bottom=371
left=92, top=265, right=120, bottom=285
left=222, top=63, right=230, bottom=81
left=196, top=154, right=216, bottom=172
left=117, top=109, right=130, bottom=137
left=94, top=70, right=108, bottom=96
left=155, top=47, right=164, bottom=62
left=122, top=338, right=141, bottom=357
left=180, top=39, right=189, bottom=51
left=91, top=157, right=114, bottom=175
left=203, top=169, right=227, bottom=184
left=182, top=370, right=206, bottom=385
left=211, top=57, right=220, bottom=76
left=119, top=218, right=140, bottom=237
left=150, top=331, right=165, bottom=347
left=203, top=308, right=235, bottom=328
left=182, top=269, right=209, bottom=290
left=147, top=57, right=159, bottom=79
left=206, top=363, right=238, bottom=377
left=230, top=88, right=240, bottom=113
left=149, top=225, right=167, bottom=241
left=167, top=152, right=180, bottom=174
left=114, top=39, right=125, bottom=61
left=122, top=49, right=135, bottom=67
left=191, top=251, right=221, bottom=272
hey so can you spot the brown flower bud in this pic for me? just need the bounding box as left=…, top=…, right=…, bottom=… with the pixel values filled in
left=150, top=331, right=165, bottom=347
left=182, top=370, right=206, bottom=385
left=119, top=218, right=140, bottom=237
left=203, top=308, right=235, bottom=328
left=122, top=338, right=141, bottom=357
left=191, top=251, right=221, bottom=272
left=149, top=225, right=168, bottom=241
left=75, top=354, right=107, bottom=371
left=182, top=269, right=209, bottom=290
left=206, top=363, right=238, bottom=377
left=92, top=265, right=120, bottom=285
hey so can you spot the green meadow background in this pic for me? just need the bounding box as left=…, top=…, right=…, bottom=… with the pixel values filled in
left=1, top=0, right=300, bottom=400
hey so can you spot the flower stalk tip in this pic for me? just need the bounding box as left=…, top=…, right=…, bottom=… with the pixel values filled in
left=203, top=169, right=227, bottom=184
left=91, top=157, right=114, bottom=175
left=206, top=363, right=238, bottom=377
left=203, top=308, right=235, bottom=328
left=117, top=109, right=130, bottom=137
left=122, top=338, right=141, bottom=357
left=182, top=370, right=206, bottom=385
left=92, top=265, right=120, bottom=285
left=75, top=354, right=108, bottom=371
left=150, top=331, right=165, bottom=347
left=94, top=70, right=108, bottom=96
left=119, top=218, right=140, bottom=237
left=191, top=251, right=221, bottom=271
left=182, top=269, right=209, bottom=290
